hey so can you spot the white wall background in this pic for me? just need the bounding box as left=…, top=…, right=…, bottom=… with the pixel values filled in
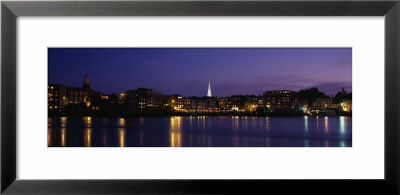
left=17, top=17, right=384, bottom=179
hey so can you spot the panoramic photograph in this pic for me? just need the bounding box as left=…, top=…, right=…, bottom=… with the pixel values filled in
left=48, top=48, right=352, bottom=147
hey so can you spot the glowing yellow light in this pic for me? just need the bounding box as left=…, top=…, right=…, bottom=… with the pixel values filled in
left=84, top=117, right=92, bottom=127
left=60, top=117, right=67, bottom=127
left=324, top=116, right=329, bottom=133
left=170, top=132, right=182, bottom=147
left=61, top=128, right=66, bottom=147
left=119, top=128, right=126, bottom=147
left=119, top=118, right=126, bottom=126
left=304, top=116, right=308, bottom=132
left=340, top=116, right=346, bottom=135
left=84, top=128, right=91, bottom=147
left=170, top=117, right=182, bottom=147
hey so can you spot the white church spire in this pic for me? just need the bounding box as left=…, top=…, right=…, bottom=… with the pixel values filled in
left=207, top=80, right=212, bottom=97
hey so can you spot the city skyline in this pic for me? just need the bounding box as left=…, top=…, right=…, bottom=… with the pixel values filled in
left=48, top=48, right=352, bottom=96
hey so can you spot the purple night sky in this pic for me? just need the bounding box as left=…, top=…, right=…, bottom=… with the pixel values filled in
left=48, top=48, right=352, bottom=97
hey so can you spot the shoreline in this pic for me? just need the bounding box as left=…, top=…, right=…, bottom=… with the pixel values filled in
left=48, top=115, right=352, bottom=119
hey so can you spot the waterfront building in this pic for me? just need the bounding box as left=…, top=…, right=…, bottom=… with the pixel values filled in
left=217, top=98, right=232, bottom=110
left=185, top=96, right=218, bottom=111
left=48, top=75, right=95, bottom=116
left=262, top=90, right=297, bottom=110
left=177, top=96, right=184, bottom=110
left=188, top=96, right=206, bottom=111
left=66, top=87, right=92, bottom=104
left=182, top=97, right=191, bottom=110
left=66, top=75, right=93, bottom=104
left=205, top=97, right=218, bottom=110
left=88, top=92, right=127, bottom=115
left=166, top=95, right=190, bottom=111
left=244, top=96, right=260, bottom=112
left=119, top=92, right=127, bottom=103
left=89, top=92, right=117, bottom=111
left=341, top=100, right=352, bottom=112
left=88, top=92, right=103, bottom=111
left=48, top=84, right=66, bottom=113
left=48, top=74, right=351, bottom=116
left=314, top=97, right=333, bottom=110
left=126, top=88, right=163, bottom=113
left=228, top=95, right=247, bottom=111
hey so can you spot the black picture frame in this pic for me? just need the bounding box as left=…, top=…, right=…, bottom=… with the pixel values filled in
left=1, top=0, right=400, bottom=194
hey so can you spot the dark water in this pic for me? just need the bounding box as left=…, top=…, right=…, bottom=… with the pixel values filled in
left=48, top=116, right=352, bottom=147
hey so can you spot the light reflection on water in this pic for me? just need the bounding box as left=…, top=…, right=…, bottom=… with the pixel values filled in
left=119, top=118, right=126, bottom=127
left=324, top=116, right=329, bottom=134
left=119, top=128, right=126, bottom=147
left=48, top=116, right=352, bottom=147
left=304, top=116, right=308, bottom=132
left=340, top=116, right=346, bottom=136
left=61, top=128, right=66, bottom=147
left=170, top=116, right=182, bottom=147
left=84, top=128, right=91, bottom=147
left=60, top=117, right=67, bottom=127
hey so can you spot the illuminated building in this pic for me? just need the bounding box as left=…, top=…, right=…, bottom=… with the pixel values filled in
left=341, top=100, right=352, bottom=112
left=66, top=87, right=92, bottom=103
left=126, top=88, right=163, bottom=113
left=185, top=96, right=217, bottom=111
left=217, top=98, right=232, bottom=110
left=207, top=80, right=212, bottom=97
left=66, top=75, right=93, bottom=104
left=187, top=96, right=206, bottom=111
left=228, top=95, right=247, bottom=111
left=48, top=84, right=66, bottom=112
left=244, top=96, right=260, bottom=111
left=205, top=97, right=217, bottom=110
left=262, top=90, right=296, bottom=110
left=48, top=75, right=94, bottom=116
left=177, top=96, right=184, bottom=109
left=167, top=95, right=194, bottom=111
left=179, top=97, right=191, bottom=110
left=314, top=97, right=333, bottom=110
left=167, top=95, right=183, bottom=110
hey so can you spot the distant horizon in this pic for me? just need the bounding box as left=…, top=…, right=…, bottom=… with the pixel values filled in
left=49, top=79, right=351, bottom=98
left=49, top=48, right=352, bottom=96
